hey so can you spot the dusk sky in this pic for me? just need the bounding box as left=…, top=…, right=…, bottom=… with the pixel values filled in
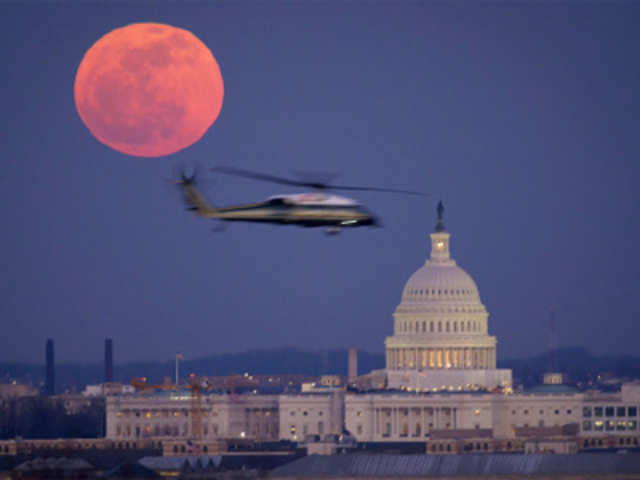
left=2, top=2, right=639, bottom=364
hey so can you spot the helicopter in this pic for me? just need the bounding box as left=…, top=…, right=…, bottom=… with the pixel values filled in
left=177, top=166, right=427, bottom=235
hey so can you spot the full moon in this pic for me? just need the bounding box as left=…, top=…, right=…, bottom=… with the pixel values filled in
left=74, top=23, right=224, bottom=157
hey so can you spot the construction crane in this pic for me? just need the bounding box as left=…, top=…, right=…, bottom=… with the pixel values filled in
left=185, top=373, right=213, bottom=441
left=130, top=375, right=213, bottom=442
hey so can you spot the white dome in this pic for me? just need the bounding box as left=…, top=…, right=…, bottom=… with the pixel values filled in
left=401, top=263, right=481, bottom=305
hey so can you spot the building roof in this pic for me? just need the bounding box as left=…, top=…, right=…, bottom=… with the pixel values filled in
left=270, top=453, right=640, bottom=477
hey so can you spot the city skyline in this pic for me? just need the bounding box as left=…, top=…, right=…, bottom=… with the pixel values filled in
left=1, top=3, right=639, bottom=363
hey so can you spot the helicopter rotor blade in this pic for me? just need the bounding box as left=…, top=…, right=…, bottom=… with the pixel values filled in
left=211, top=166, right=318, bottom=189
left=211, top=165, right=429, bottom=196
left=326, top=184, right=429, bottom=196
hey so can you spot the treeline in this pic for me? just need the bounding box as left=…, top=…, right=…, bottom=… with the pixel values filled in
left=0, top=397, right=104, bottom=440
left=1, top=347, right=639, bottom=392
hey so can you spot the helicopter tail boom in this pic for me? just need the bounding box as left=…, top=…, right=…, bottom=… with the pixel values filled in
left=179, top=179, right=219, bottom=218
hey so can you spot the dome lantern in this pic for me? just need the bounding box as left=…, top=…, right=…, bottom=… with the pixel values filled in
left=428, top=201, right=452, bottom=266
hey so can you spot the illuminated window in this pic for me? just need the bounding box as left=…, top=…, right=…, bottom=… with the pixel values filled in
left=437, top=350, right=443, bottom=368
left=429, top=350, right=435, bottom=368
left=474, top=409, right=480, bottom=416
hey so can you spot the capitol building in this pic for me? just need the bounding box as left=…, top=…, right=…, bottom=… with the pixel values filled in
left=98, top=204, right=640, bottom=455
left=384, top=202, right=511, bottom=391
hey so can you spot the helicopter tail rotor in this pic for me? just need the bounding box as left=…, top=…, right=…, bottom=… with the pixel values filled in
left=173, top=163, right=219, bottom=217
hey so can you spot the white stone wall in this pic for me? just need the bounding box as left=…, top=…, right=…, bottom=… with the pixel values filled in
left=491, top=393, right=583, bottom=438
left=278, top=393, right=343, bottom=441
left=106, top=393, right=278, bottom=441
left=105, top=386, right=640, bottom=444
left=345, top=393, right=494, bottom=442
left=581, top=389, right=640, bottom=436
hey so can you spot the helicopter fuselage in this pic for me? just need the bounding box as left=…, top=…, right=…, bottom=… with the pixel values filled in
left=182, top=184, right=378, bottom=229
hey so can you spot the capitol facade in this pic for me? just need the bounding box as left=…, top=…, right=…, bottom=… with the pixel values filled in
left=384, top=203, right=512, bottom=391
left=92, top=204, right=639, bottom=455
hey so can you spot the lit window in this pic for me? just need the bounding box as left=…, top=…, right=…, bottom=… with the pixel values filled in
left=474, top=409, right=480, bottom=416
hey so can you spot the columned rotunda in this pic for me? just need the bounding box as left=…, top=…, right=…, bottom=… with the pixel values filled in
left=385, top=203, right=512, bottom=391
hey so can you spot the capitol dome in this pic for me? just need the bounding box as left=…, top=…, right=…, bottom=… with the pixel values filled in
left=401, top=263, right=481, bottom=305
left=383, top=202, right=511, bottom=391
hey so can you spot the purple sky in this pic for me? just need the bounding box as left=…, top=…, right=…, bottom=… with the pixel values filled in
left=1, top=2, right=639, bottom=364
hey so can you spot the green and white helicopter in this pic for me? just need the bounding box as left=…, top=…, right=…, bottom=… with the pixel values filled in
left=177, top=166, right=427, bottom=235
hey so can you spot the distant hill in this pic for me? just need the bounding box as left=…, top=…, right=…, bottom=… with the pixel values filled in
left=1, top=347, right=639, bottom=392
left=500, top=347, right=640, bottom=387
left=0, top=348, right=386, bottom=392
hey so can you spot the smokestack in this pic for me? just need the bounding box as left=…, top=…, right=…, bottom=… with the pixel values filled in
left=348, top=347, right=358, bottom=383
left=45, top=338, right=55, bottom=395
left=105, top=338, right=113, bottom=383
